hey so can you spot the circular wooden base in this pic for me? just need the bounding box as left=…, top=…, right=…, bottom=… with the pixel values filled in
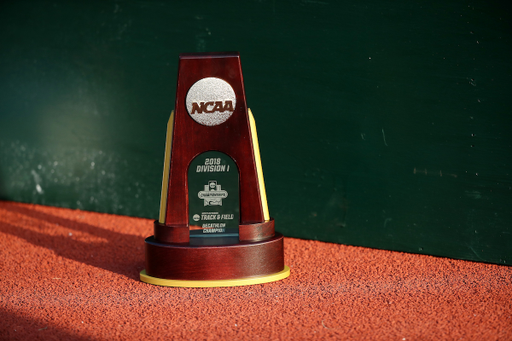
left=144, top=233, right=286, bottom=282
left=140, top=266, right=290, bottom=288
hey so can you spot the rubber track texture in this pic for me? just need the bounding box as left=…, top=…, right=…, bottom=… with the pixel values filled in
left=0, top=201, right=511, bottom=340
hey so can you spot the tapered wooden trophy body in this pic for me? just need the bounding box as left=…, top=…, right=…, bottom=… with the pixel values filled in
left=141, top=52, right=289, bottom=287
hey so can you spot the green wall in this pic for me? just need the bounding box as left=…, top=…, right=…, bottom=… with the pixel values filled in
left=1, top=0, right=511, bottom=264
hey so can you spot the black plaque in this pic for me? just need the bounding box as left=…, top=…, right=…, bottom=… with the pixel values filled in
left=188, top=151, right=239, bottom=245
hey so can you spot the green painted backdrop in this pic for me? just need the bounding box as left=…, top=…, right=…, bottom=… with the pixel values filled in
left=1, top=0, right=511, bottom=264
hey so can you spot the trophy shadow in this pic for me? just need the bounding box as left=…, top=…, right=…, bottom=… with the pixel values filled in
left=0, top=202, right=147, bottom=280
left=0, top=306, right=93, bottom=341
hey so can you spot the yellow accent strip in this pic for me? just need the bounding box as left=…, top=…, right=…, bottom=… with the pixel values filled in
left=248, top=108, right=270, bottom=221
left=158, top=111, right=175, bottom=224
left=140, top=266, right=290, bottom=288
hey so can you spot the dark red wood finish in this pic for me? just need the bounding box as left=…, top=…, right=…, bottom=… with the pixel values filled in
left=144, top=53, right=285, bottom=282
left=145, top=233, right=285, bottom=281
left=162, top=52, right=264, bottom=240
left=153, top=221, right=189, bottom=244
left=154, top=219, right=275, bottom=244
left=239, top=219, right=275, bottom=242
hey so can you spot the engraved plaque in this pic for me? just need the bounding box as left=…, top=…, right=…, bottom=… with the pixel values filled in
left=188, top=151, right=239, bottom=245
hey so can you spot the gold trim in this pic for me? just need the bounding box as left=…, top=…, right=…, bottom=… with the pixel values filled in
left=140, top=266, right=290, bottom=288
left=158, top=111, right=175, bottom=223
left=248, top=109, right=270, bottom=221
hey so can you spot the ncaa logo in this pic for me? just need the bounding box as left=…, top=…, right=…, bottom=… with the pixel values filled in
left=185, top=77, right=236, bottom=126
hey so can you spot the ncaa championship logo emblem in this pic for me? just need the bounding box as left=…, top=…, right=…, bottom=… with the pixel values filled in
left=198, top=180, right=228, bottom=206
left=185, top=77, right=236, bottom=126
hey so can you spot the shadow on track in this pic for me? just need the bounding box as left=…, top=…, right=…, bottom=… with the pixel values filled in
left=0, top=201, right=148, bottom=280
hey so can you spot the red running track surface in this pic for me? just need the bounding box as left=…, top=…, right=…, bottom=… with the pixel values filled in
left=1, top=201, right=511, bottom=340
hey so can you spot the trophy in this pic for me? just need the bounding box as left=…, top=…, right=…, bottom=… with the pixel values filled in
left=140, top=52, right=290, bottom=287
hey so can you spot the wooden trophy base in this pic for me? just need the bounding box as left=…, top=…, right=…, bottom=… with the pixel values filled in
left=140, top=220, right=290, bottom=288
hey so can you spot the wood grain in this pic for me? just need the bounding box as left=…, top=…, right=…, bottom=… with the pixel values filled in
left=145, top=233, right=285, bottom=280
